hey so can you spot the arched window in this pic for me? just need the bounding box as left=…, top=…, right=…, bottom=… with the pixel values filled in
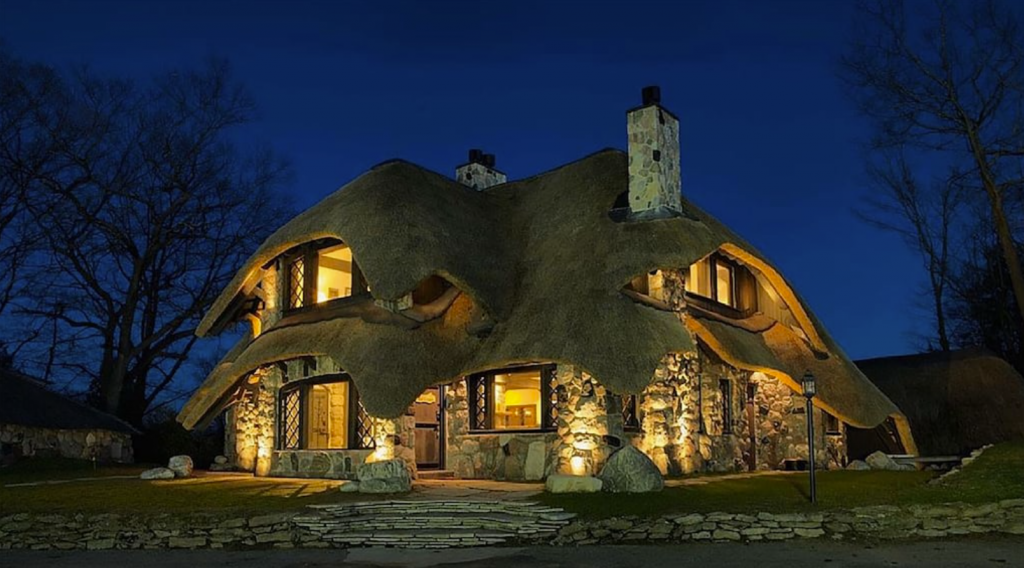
left=278, top=374, right=375, bottom=450
left=283, top=240, right=370, bottom=311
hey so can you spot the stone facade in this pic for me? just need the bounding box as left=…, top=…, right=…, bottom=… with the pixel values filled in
left=444, top=378, right=557, bottom=480
left=225, top=355, right=417, bottom=480
left=627, top=101, right=682, bottom=216
left=0, top=423, right=133, bottom=463
left=455, top=162, right=507, bottom=190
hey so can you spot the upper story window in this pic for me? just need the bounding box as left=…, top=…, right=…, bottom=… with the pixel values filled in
left=468, top=365, right=558, bottom=432
left=284, top=240, right=368, bottom=312
left=686, top=254, right=737, bottom=309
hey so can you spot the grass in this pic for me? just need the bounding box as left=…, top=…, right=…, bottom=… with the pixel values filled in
left=0, top=459, right=377, bottom=516
left=539, top=442, right=1024, bottom=519
left=3, top=442, right=1023, bottom=518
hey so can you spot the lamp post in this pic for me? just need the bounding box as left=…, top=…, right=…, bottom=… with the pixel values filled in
left=801, top=370, right=817, bottom=504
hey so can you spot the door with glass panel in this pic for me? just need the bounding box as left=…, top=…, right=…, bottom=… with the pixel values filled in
left=413, top=387, right=443, bottom=470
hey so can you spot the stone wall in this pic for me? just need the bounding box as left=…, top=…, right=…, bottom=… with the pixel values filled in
left=3, top=499, right=1022, bottom=550
left=628, top=347, right=846, bottom=475
left=228, top=356, right=416, bottom=480
left=551, top=365, right=624, bottom=476
left=444, top=378, right=556, bottom=480
left=627, top=102, right=682, bottom=216
left=0, top=424, right=133, bottom=463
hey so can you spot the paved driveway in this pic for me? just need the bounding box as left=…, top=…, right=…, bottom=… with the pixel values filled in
left=3, top=539, right=1022, bottom=568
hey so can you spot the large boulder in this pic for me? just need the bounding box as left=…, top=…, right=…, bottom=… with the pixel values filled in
left=545, top=474, right=603, bottom=493
left=167, top=455, right=194, bottom=478
left=356, top=458, right=412, bottom=493
left=865, top=451, right=902, bottom=471
left=140, top=467, right=175, bottom=480
left=598, top=446, right=664, bottom=493
left=846, top=460, right=871, bottom=471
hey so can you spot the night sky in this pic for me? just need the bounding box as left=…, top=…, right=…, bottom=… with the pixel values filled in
left=0, top=0, right=926, bottom=360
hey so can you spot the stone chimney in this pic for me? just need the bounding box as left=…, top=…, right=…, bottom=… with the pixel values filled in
left=455, top=149, right=507, bottom=190
left=627, top=86, right=682, bottom=218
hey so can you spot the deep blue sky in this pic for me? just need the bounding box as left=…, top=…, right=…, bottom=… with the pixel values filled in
left=0, top=0, right=928, bottom=360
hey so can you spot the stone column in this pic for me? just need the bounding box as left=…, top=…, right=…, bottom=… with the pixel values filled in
left=553, top=365, right=622, bottom=476
left=231, top=366, right=277, bottom=476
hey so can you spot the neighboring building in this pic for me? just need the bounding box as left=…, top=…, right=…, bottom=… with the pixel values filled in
left=178, top=87, right=915, bottom=481
left=0, top=369, right=136, bottom=463
left=851, top=349, right=1024, bottom=459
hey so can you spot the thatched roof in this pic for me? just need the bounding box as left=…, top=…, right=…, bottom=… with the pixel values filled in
left=179, top=150, right=908, bottom=440
left=854, top=349, right=1024, bottom=456
left=0, top=369, right=137, bottom=435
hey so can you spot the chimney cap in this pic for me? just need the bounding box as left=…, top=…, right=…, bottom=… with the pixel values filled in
left=468, top=148, right=484, bottom=164
left=482, top=153, right=496, bottom=168
left=641, top=85, right=661, bottom=106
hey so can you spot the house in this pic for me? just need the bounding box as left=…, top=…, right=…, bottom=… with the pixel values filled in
left=851, top=349, right=1024, bottom=459
left=177, top=87, right=916, bottom=482
left=0, top=369, right=136, bottom=464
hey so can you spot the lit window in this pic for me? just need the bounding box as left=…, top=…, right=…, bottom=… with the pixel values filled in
left=288, top=257, right=305, bottom=309
left=716, top=261, right=735, bottom=307
left=278, top=376, right=374, bottom=450
left=685, top=255, right=737, bottom=308
left=621, top=394, right=640, bottom=430
left=469, top=365, right=557, bottom=431
left=317, top=244, right=354, bottom=303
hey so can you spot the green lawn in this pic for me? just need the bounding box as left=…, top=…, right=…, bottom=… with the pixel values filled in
left=0, top=460, right=375, bottom=515
left=539, top=442, right=1024, bottom=519
left=3, top=442, right=1022, bottom=517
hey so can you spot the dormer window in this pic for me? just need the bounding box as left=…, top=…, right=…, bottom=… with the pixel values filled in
left=284, top=240, right=368, bottom=312
left=686, top=254, right=737, bottom=309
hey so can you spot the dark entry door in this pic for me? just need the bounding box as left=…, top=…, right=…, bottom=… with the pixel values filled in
left=414, top=387, right=443, bottom=470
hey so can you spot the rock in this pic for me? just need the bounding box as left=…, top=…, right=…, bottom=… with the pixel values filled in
left=140, top=467, right=175, bottom=480
left=208, top=462, right=233, bottom=472
left=846, top=460, right=870, bottom=471
left=524, top=441, right=546, bottom=481
left=598, top=446, right=664, bottom=493
left=214, top=455, right=228, bottom=465
left=167, top=455, right=194, bottom=478
left=545, top=474, right=603, bottom=493
left=865, top=451, right=901, bottom=471
left=338, top=481, right=361, bottom=493
left=356, top=458, right=412, bottom=494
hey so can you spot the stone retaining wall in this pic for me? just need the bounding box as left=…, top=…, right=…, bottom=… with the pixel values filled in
left=2, top=499, right=1022, bottom=550
left=0, top=424, right=133, bottom=464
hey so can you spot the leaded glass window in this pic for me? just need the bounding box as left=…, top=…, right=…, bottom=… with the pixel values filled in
left=282, top=388, right=301, bottom=450
left=622, top=394, right=640, bottom=430
left=288, top=257, right=305, bottom=309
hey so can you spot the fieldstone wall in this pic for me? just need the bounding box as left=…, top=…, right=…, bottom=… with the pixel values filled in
left=551, top=365, right=624, bottom=476
left=627, top=102, right=682, bottom=215
left=4, top=499, right=1022, bottom=550
left=444, top=378, right=557, bottom=481
left=455, top=162, right=507, bottom=190
left=229, top=367, right=277, bottom=476
left=628, top=348, right=846, bottom=476
left=0, top=424, right=133, bottom=464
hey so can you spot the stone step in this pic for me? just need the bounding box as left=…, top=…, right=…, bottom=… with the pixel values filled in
left=416, top=470, right=455, bottom=480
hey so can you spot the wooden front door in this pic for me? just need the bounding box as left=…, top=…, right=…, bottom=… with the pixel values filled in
left=308, top=385, right=330, bottom=449
left=413, top=387, right=443, bottom=470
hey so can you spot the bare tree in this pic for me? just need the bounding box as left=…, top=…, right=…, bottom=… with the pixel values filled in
left=4, top=55, right=290, bottom=425
left=859, top=149, right=963, bottom=351
left=843, top=0, right=1024, bottom=328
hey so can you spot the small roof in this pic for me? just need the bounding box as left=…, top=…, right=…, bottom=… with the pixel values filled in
left=856, top=349, right=1024, bottom=456
left=0, top=369, right=138, bottom=434
left=179, top=150, right=909, bottom=442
